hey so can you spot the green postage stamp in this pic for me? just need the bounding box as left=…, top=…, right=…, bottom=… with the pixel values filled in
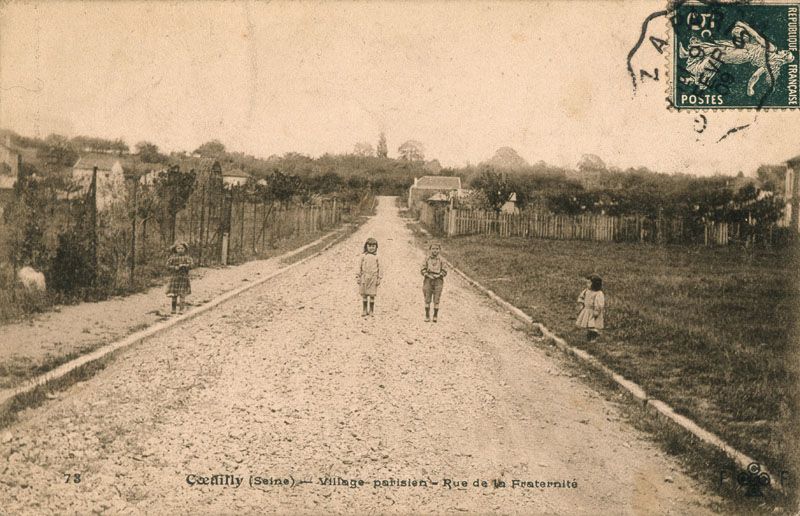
left=673, top=1, right=799, bottom=109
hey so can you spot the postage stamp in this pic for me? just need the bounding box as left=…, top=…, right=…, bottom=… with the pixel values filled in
left=672, top=1, right=799, bottom=109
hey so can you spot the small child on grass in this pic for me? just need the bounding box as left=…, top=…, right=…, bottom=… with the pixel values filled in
left=576, top=274, right=604, bottom=341
left=421, top=242, right=447, bottom=322
left=166, top=242, right=193, bottom=315
left=357, top=237, right=382, bottom=316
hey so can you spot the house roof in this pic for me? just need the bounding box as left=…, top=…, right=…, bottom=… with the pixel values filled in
left=223, top=169, right=250, bottom=178
left=74, top=153, right=124, bottom=171
left=427, top=192, right=449, bottom=202
left=413, top=176, right=461, bottom=190
left=168, top=156, right=221, bottom=173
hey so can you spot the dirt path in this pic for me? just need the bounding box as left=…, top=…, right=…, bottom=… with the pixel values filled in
left=0, top=231, right=342, bottom=389
left=0, top=197, right=720, bottom=514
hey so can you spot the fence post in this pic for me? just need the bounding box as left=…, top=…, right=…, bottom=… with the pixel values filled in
left=222, top=232, right=229, bottom=265
left=129, top=177, right=137, bottom=284
left=447, top=206, right=456, bottom=236
left=89, top=166, right=98, bottom=288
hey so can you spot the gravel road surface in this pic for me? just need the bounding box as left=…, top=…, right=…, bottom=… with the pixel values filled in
left=0, top=197, right=720, bottom=514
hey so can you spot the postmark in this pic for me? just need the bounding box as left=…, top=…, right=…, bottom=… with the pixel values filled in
left=672, top=1, right=799, bottom=109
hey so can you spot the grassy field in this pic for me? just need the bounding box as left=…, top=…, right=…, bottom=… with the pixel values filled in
left=439, top=234, right=799, bottom=476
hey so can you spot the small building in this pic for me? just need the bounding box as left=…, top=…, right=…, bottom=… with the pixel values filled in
left=785, top=155, right=800, bottom=229
left=500, top=192, right=519, bottom=214
left=170, top=157, right=223, bottom=186
left=408, top=175, right=461, bottom=211
left=72, top=153, right=128, bottom=210
left=0, top=175, right=15, bottom=218
left=222, top=169, right=251, bottom=188
left=0, top=136, right=21, bottom=178
left=138, top=167, right=168, bottom=186
left=0, top=137, right=20, bottom=216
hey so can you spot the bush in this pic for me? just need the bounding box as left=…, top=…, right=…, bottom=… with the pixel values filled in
left=49, top=230, right=94, bottom=296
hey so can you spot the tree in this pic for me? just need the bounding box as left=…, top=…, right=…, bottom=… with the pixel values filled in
left=154, top=164, right=196, bottom=243
left=756, top=164, right=787, bottom=195
left=423, top=159, right=442, bottom=174
left=353, top=142, right=375, bottom=157
left=577, top=154, right=607, bottom=173
left=482, top=147, right=529, bottom=170
left=471, top=169, right=515, bottom=212
left=70, top=135, right=129, bottom=154
left=267, top=170, right=301, bottom=207
left=398, top=140, right=425, bottom=161
left=377, top=133, right=388, bottom=158
left=193, top=140, right=226, bottom=158
left=38, top=134, right=78, bottom=167
left=135, top=141, right=167, bottom=164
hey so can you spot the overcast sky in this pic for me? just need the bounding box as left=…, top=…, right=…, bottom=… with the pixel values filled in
left=0, top=1, right=797, bottom=174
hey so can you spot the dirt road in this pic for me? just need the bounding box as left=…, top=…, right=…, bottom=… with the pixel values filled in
left=0, top=197, right=720, bottom=514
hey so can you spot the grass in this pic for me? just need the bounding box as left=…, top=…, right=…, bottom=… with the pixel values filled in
left=437, top=234, right=799, bottom=491
left=0, top=353, right=113, bottom=431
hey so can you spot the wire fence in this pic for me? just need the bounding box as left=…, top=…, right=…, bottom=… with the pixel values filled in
left=0, top=164, right=373, bottom=322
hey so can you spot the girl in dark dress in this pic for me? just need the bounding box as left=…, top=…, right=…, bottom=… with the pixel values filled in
left=166, top=242, right=193, bottom=315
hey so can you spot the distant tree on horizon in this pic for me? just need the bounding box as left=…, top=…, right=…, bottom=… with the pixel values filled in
left=193, top=140, right=226, bottom=158
left=377, top=133, right=388, bottom=158
left=577, top=154, right=607, bottom=173
left=135, top=141, right=167, bottom=164
left=481, top=147, right=529, bottom=170
left=353, top=142, right=375, bottom=157
left=71, top=135, right=129, bottom=154
left=398, top=140, right=425, bottom=161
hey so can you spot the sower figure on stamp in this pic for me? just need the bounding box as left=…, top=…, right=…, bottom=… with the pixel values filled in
left=421, top=242, right=447, bottom=322
left=166, top=241, right=193, bottom=315
left=357, top=237, right=382, bottom=317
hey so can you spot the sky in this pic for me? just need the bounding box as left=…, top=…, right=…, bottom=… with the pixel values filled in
left=0, top=0, right=797, bottom=175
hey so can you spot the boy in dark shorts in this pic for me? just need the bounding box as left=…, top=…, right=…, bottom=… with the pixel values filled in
left=421, top=242, right=447, bottom=322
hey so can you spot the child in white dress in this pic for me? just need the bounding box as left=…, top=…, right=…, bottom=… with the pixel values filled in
left=576, top=274, right=604, bottom=341
left=357, top=237, right=382, bottom=316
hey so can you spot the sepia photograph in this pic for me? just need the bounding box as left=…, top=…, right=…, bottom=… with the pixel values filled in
left=0, top=0, right=798, bottom=513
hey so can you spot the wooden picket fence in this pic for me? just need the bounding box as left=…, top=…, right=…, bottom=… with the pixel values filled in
left=419, top=205, right=781, bottom=247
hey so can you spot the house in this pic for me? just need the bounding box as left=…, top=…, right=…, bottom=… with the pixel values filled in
left=784, top=155, right=800, bottom=229
left=500, top=192, right=519, bottom=214
left=408, top=175, right=461, bottom=211
left=0, top=137, right=20, bottom=216
left=72, top=153, right=129, bottom=210
left=222, top=168, right=251, bottom=188
left=0, top=136, right=21, bottom=178
left=0, top=175, right=15, bottom=218
left=169, top=156, right=222, bottom=186
left=138, top=166, right=168, bottom=186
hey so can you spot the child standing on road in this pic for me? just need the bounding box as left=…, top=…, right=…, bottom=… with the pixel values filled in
left=357, top=237, right=382, bottom=317
left=421, top=242, right=447, bottom=322
left=166, top=242, right=193, bottom=315
left=576, top=274, right=604, bottom=341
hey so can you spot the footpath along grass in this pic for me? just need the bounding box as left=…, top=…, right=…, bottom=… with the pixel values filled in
left=0, top=222, right=363, bottom=390
left=440, top=235, right=799, bottom=475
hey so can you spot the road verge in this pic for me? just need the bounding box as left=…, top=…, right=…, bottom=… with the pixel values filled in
left=441, top=257, right=783, bottom=494
left=0, top=226, right=353, bottom=425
